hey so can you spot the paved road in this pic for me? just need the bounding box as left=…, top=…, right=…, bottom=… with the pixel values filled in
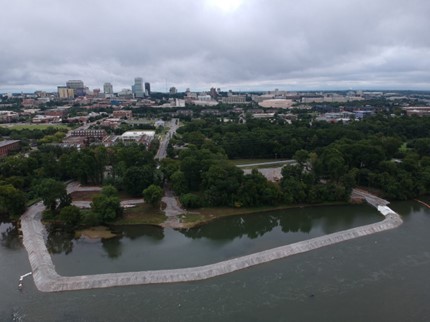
left=160, top=184, right=185, bottom=228
left=236, top=160, right=296, bottom=168
left=155, top=119, right=179, bottom=160
left=72, top=199, right=145, bottom=209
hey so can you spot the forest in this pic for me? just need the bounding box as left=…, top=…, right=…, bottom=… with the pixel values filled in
left=1, top=114, right=430, bottom=223
left=167, top=115, right=430, bottom=204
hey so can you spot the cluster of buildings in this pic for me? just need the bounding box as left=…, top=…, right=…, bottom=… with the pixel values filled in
left=2, top=86, right=430, bottom=129
left=315, top=110, right=374, bottom=123
left=57, top=78, right=151, bottom=100
left=402, top=106, right=430, bottom=117
left=62, top=128, right=156, bottom=149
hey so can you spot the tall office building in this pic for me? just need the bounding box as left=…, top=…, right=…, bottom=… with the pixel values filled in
left=145, top=82, right=151, bottom=96
left=132, top=77, right=144, bottom=98
left=57, top=86, right=74, bottom=99
left=66, top=80, right=84, bottom=89
left=103, top=82, right=113, bottom=95
left=66, top=80, right=85, bottom=97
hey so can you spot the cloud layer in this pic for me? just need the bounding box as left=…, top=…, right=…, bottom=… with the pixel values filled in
left=1, top=0, right=430, bottom=92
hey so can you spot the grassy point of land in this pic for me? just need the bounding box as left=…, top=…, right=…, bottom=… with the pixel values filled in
left=176, top=201, right=350, bottom=228
left=71, top=190, right=136, bottom=202
left=70, top=191, right=100, bottom=201
left=116, top=203, right=166, bottom=225
left=75, top=226, right=118, bottom=239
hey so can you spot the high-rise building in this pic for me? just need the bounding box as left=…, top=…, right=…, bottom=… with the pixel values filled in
left=66, top=80, right=84, bottom=90
left=145, top=82, right=151, bottom=96
left=103, top=82, right=113, bottom=95
left=132, top=77, right=144, bottom=98
left=169, top=87, right=178, bottom=94
left=66, top=80, right=85, bottom=97
left=210, top=87, right=218, bottom=99
left=57, top=86, right=74, bottom=99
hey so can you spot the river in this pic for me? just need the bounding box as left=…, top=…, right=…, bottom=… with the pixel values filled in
left=1, top=201, right=429, bottom=321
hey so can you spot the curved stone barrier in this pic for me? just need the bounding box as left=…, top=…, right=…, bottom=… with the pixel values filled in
left=21, top=200, right=403, bottom=292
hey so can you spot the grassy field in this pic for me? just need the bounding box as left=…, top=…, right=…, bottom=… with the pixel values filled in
left=1, top=124, right=71, bottom=131
left=116, top=204, right=167, bottom=225
left=70, top=191, right=100, bottom=201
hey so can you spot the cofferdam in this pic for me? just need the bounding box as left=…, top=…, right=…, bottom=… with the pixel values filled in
left=20, top=191, right=402, bottom=292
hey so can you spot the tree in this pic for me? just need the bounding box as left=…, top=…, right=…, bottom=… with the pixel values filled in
left=293, top=149, right=309, bottom=168
left=35, top=179, right=68, bottom=213
left=59, top=205, right=81, bottom=227
left=143, top=184, right=164, bottom=206
left=0, top=184, right=26, bottom=217
left=91, top=185, right=122, bottom=223
left=315, top=147, right=347, bottom=181
left=237, top=170, right=281, bottom=207
left=170, top=170, right=188, bottom=194
left=123, top=165, right=155, bottom=197
left=202, top=162, right=243, bottom=206
left=180, top=193, right=203, bottom=208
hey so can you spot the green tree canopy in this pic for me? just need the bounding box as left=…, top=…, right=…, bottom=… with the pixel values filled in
left=0, top=184, right=26, bottom=217
left=143, top=184, right=164, bottom=206
left=35, top=179, right=68, bottom=213
left=91, top=185, right=122, bottom=223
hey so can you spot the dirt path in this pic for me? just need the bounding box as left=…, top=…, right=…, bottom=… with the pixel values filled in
left=160, top=184, right=186, bottom=228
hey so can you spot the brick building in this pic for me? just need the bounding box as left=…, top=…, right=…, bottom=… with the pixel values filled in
left=113, top=110, right=132, bottom=119
left=0, top=140, right=20, bottom=157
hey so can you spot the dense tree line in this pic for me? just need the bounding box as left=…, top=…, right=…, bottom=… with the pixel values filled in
left=2, top=112, right=430, bottom=219
left=161, top=145, right=282, bottom=208
left=176, top=115, right=430, bottom=159
left=0, top=143, right=160, bottom=218
left=161, top=144, right=352, bottom=208
left=173, top=115, right=430, bottom=201
left=0, top=126, right=69, bottom=144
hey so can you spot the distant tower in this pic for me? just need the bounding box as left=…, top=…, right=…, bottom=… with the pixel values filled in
left=103, top=82, right=113, bottom=95
left=66, top=80, right=85, bottom=97
left=66, top=80, right=84, bottom=89
left=169, top=87, right=178, bottom=94
left=132, top=77, right=144, bottom=98
left=210, top=87, right=218, bottom=99
left=145, top=82, right=151, bottom=96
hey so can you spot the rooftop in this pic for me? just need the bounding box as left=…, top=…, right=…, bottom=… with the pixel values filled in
left=0, top=140, right=20, bottom=148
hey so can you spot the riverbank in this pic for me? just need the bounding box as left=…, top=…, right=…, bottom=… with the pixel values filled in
left=19, top=192, right=403, bottom=292
left=111, top=198, right=352, bottom=229
left=160, top=201, right=352, bottom=229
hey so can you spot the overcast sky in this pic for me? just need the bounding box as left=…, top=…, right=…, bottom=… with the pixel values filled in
left=1, top=0, right=430, bottom=93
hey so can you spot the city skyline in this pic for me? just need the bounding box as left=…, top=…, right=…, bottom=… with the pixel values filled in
left=1, top=0, right=429, bottom=93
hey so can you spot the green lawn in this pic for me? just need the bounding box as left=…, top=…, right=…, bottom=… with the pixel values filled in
left=1, top=124, right=71, bottom=131
left=116, top=204, right=166, bottom=225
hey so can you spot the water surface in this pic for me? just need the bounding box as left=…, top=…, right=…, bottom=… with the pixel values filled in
left=49, top=204, right=380, bottom=275
left=1, top=202, right=429, bottom=322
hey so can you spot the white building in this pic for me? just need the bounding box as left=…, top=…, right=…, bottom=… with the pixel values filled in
left=120, top=130, right=155, bottom=145
left=258, top=99, right=293, bottom=108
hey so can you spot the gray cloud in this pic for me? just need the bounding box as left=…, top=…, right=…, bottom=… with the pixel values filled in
left=1, top=0, right=429, bottom=92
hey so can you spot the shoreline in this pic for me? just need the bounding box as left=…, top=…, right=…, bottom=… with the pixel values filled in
left=19, top=192, right=403, bottom=292
left=122, top=200, right=355, bottom=229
